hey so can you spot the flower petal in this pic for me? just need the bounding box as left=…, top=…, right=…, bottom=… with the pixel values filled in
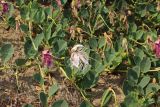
left=70, top=52, right=80, bottom=68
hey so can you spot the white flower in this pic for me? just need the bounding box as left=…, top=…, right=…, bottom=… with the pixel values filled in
left=70, top=44, right=89, bottom=69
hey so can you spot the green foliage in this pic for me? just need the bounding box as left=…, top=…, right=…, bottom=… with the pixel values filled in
left=24, top=38, right=38, bottom=58
left=52, top=39, right=67, bottom=57
left=101, top=88, right=113, bottom=107
left=122, top=56, right=159, bottom=106
left=48, top=83, right=59, bottom=97
left=15, top=58, right=27, bottom=66
left=80, top=101, right=93, bottom=107
left=34, top=33, right=44, bottom=50
left=138, top=76, right=150, bottom=89
left=0, top=43, right=14, bottom=64
left=34, top=73, right=44, bottom=85
left=140, top=57, right=151, bottom=73
left=121, top=91, right=144, bottom=107
left=40, top=92, right=48, bottom=107
left=1, top=0, right=160, bottom=106
left=51, top=100, right=68, bottom=107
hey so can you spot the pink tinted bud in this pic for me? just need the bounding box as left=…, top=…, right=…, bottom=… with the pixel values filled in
left=56, top=0, right=62, bottom=7
left=2, top=3, right=8, bottom=13
left=0, top=1, right=9, bottom=14
left=42, top=50, right=53, bottom=67
left=77, top=0, right=81, bottom=8
left=154, top=38, right=160, bottom=58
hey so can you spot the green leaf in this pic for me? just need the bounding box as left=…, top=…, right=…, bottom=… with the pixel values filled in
left=51, top=100, right=68, bottom=107
left=137, top=7, right=146, bottom=17
left=48, top=83, right=59, bottom=97
left=134, top=48, right=144, bottom=65
left=8, top=17, right=16, bottom=28
left=77, top=71, right=98, bottom=89
left=135, top=30, right=143, bottom=40
left=129, top=23, right=137, bottom=32
left=34, top=8, right=45, bottom=23
left=147, top=4, right=156, bottom=12
left=121, top=91, right=144, bottom=107
left=0, top=43, right=14, bottom=64
left=123, top=80, right=134, bottom=95
left=61, top=0, right=68, bottom=5
left=30, top=8, right=38, bottom=20
left=140, top=57, right=151, bottom=73
left=34, top=73, right=44, bottom=85
left=98, top=37, right=106, bottom=48
left=104, top=48, right=116, bottom=65
left=24, top=39, right=37, bottom=58
left=156, top=14, right=160, bottom=22
left=44, top=24, right=52, bottom=41
left=52, top=9, right=60, bottom=19
left=7, top=3, right=14, bottom=18
left=138, top=76, right=150, bottom=89
left=20, top=5, right=30, bottom=20
left=45, top=7, right=52, bottom=17
left=101, top=88, right=112, bottom=107
left=94, top=63, right=105, bottom=74
left=23, top=104, right=34, bottom=107
left=57, top=40, right=67, bottom=53
left=127, top=66, right=140, bottom=83
left=89, top=37, right=98, bottom=50
left=20, top=24, right=29, bottom=32
left=145, top=83, right=160, bottom=95
left=80, top=101, right=93, bottom=107
left=90, top=51, right=102, bottom=69
left=16, top=0, right=24, bottom=6
left=53, top=39, right=67, bottom=56
left=15, top=58, right=27, bottom=66
left=34, top=33, right=44, bottom=50
left=75, top=65, right=91, bottom=77
left=39, top=92, right=48, bottom=107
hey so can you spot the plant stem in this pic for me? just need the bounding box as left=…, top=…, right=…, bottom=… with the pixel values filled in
left=36, top=57, right=46, bottom=93
left=99, top=15, right=114, bottom=32
left=48, top=16, right=57, bottom=25
left=109, top=88, right=118, bottom=107
left=37, top=62, right=46, bottom=93
left=59, top=67, right=94, bottom=106
left=28, top=21, right=37, bottom=51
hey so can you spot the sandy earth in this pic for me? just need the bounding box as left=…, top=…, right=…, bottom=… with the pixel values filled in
left=0, top=26, right=125, bottom=107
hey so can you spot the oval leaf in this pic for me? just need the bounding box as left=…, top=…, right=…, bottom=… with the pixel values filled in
left=140, top=57, right=151, bottom=73
left=138, top=76, right=150, bottom=89
left=51, top=100, right=68, bottom=107
left=101, top=88, right=112, bottom=107
left=39, top=92, right=48, bottom=107
left=48, top=83, right=59, bottom=97
left=1, top=43, right=14, bottom=64
left=80, top=101, right=93, bottom=107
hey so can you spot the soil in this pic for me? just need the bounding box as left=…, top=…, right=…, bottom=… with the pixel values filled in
left=0, top=26, right=125, bottom=107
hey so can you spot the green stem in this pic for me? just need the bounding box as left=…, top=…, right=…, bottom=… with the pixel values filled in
left=74, top=82, right=94, bottom=107
left=74, top=83, right=89, bottom=101
left=36, top=57, right=46, bottom=93
left=109, top=88, right=118, bottom=107
left=59, top=67, right=93, bottom=106
left=99, top=15, right=114, bottom=32
left=28, top=21, right=37, bottom=51
left=37, top=62, right=46, bottom=93
left=48, top=16, right=57, bottom=25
